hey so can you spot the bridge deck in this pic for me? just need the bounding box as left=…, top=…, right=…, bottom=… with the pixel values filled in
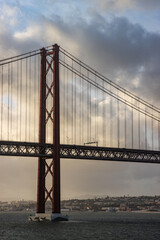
left=0, top=141, right=160, bottom=164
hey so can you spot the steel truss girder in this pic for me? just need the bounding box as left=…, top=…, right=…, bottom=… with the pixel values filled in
left=0, top=141, right=160, bottom=164
left=60, top=145, right=160, bottom=163
left=0, top=141, right=53, bottom=158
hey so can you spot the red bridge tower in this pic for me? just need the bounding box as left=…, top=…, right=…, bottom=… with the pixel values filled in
left=37, top=44, right=61, bottom=217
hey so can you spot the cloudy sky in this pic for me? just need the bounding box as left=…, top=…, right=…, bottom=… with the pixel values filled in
left=0, top=0, right=160, bottom=201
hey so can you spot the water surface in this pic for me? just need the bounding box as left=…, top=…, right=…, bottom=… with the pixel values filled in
left=0, top=211, right=160, bottom=240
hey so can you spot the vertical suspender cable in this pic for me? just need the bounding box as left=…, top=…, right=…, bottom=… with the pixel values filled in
left=59, top=56, right=61, bottom=143
left=29, top=54, right=31, bottom=141
left=1, top=66, right=3, bottom=140
left=124, top=95, right=127, bottom=148
left=34, top=55, right=39, bottom=142
left=8, top=63, right=10, bottom=140
left=8, top=63, right=12, bottom=140
left=131, top=98, right=133, bottom=149
left=110, top=84, right=112, bottom=147
left=20, top=60, right=22, bottom=141
left=138, top=100, right=140, bottom=149
left=152, top=107, right=153, bottom=150
left=16, top=60, right=19, bottom=140
left=64, top=54, right=66, bottom=143
left=66, top=65, right=68, bottom=143
left=81, top=65, right=85, bottom=144
left=145, top=106, right=147, bottom=150
left=72, top=59, right=74, bottom=144
left=34, top=54, right=36, bottom=142
left=87, top=70, right=89, bottom=142
left=74, top=73, right=77, bottom=144
left=95, top=73, right=97, bottom=144
left=94, top=72, right=96, bottom=144
left=10, top=62, right=13, bottom=140
left=89, top=72, right=91, bottom=143
left=80, top=63, right=82, bottom=145
left=71, top=59, right=74, bottom=144
left=103, top=80, right=105, bottom=146
left=117, top=90, right=119, bottom=148
left=25, top=58, right=28, bottom=141
left=0, top=67, right=0, bottom=139
left=158, top=113, right=160, bottom=151
left=96, top=75, right=98, bottom=145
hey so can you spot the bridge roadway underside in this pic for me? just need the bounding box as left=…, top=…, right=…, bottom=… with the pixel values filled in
left=0, top=141, right=160, bottom=164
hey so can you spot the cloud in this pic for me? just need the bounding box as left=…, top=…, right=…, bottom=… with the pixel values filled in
left=1, top=10, right=160, bottom=136
left=2, top=3, right=160, bottom=105
left=34, top=13, right=160, bottom=105
left=0, top=5, right=160, bottom=200
left=0, top=3, right=20, bottom=26
left=87, top=0, right=160, bottom=11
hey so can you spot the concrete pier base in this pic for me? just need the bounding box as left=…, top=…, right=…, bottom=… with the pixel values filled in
left=28, top=213, right=69, bottom=222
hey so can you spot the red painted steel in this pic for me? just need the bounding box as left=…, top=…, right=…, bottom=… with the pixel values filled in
left=52, top=44, right=60, bottom=213
left=37, top=44, right=60, bottom=214
left=37, top=48, right=46, bottom=213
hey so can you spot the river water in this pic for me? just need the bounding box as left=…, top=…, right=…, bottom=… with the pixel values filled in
left=0, top=211, right=160, bottom=239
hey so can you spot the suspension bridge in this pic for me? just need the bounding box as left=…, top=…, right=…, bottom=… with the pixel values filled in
left=0, top=44, right=160, bottom=218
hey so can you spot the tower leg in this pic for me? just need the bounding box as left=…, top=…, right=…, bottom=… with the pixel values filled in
left=52, top=44, right=60, bottom=213
left=37, top=48, right=46, bottom=213
left=37, top=158, right=45, bottom=213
